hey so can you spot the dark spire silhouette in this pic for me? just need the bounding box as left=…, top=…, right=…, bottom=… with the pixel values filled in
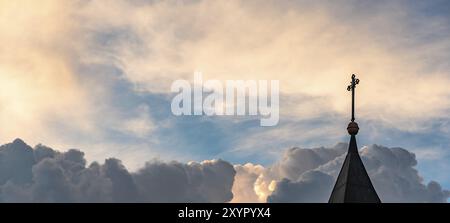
left=328, top=74, right=381, bottom=203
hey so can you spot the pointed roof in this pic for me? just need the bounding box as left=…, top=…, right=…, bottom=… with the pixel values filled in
left=328, top=132, right=381, bottom=203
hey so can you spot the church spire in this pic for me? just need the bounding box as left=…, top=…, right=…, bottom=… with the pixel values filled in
left=328, top=74, right=381, bottom=203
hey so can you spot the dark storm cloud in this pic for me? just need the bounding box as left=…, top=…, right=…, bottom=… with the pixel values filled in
left=268, top=171, right=334, bottom=203
left=134, top=159, right=235, bottom=202
left=0, top=139, right=448, bottom=203
left=266, top=144, right=450, bottom=203
left=0, top=139, right=235, bottom=203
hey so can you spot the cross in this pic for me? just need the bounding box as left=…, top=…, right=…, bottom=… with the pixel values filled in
left=347, top=74, right=359, bottom=122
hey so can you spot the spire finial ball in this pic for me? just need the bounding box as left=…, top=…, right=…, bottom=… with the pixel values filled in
left=347, top=122, right=359, bottom=135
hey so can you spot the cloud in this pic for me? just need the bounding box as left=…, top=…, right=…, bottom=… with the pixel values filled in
left=134, top=159, right=235, bottom=202
left=231, top=163, right=266, bottom=203
left=0, top=0, right=162, bottom=167
left=0, top=138, right=447, bottom=203
left=232, top=143, right=450, bottom=203
left=269, top=171, right=334, bottom=203
left=115, top=104, right=155, bottom=138
left=74, top=0, right=450, bottom=129
left=0, top=139, right=235, bottom=202
left=1, top=0, right=449, bottom=173
left=0, top=0, right=96, bottom=146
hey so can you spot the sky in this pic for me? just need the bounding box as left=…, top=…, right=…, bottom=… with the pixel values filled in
left=0, top=0, right=449, bottom=202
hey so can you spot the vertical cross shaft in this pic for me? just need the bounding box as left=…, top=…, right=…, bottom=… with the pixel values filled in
left=352, top=80, right=355, bottom=121
left=347, top=74, right=359, bottom=122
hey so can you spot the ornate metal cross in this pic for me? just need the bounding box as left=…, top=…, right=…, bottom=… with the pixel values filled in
left=347, top=74, right=359, bottom=122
